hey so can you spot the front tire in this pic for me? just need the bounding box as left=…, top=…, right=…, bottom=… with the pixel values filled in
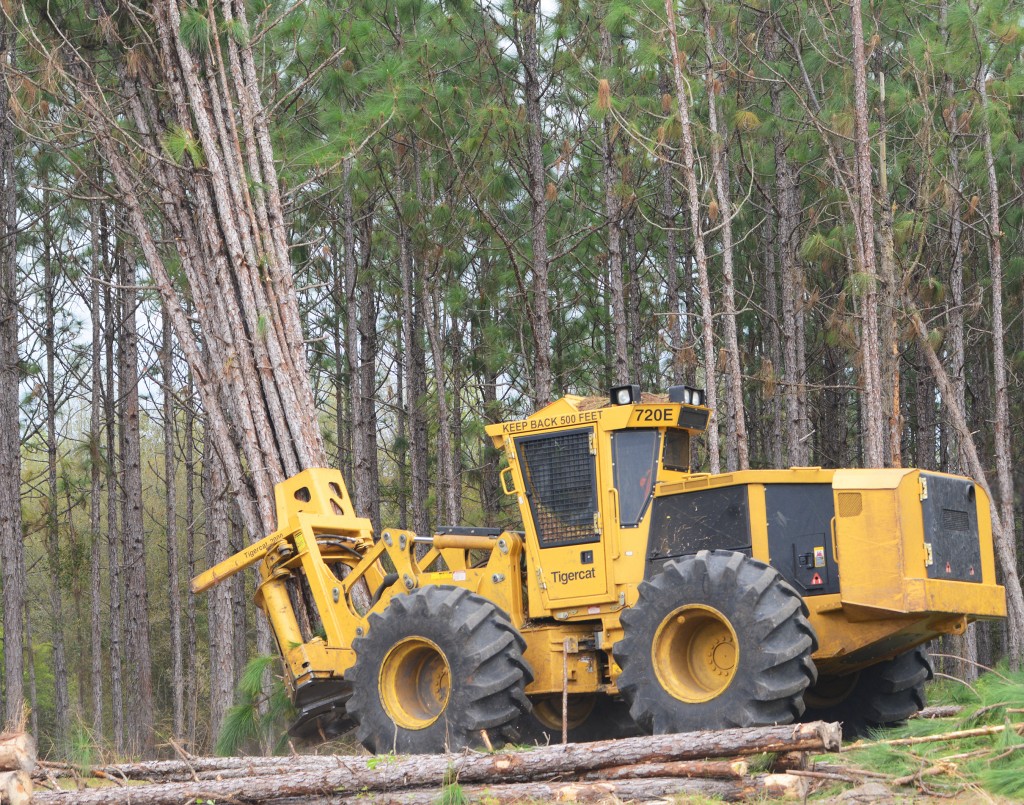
left=614, top=550, right=817, bottom=733
left=803, top=647, right=933, bottom=738
left=347, top=586, right=532, bottom=753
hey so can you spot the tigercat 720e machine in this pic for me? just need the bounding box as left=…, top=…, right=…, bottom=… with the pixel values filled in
left=192, top=385, right=1007, bottom=751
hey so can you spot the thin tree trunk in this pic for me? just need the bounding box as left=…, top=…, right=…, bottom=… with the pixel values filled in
left=425, top=278, right=457, bottom=526
left=658, top=73, right=684, bottom=387
left=88, top=188, right=104, bottom=738
left=519, top=0, right=553, bottom=405
left=41, top=182, right=70, bottom=752
left=118, top=230, right=155, bottom=753
left=163, top=314, right=184, bottom=739
left=357, top=222, right=381, bottom=532
left=0, top=9, right=25, bottom=727
left=875, top=65, right=900, bottom=467
left=977, top=62, right=1020, bottom=667
left=395, top=144, right=430, bottom=537
left=599, top=27, right=627, bottom=384
left=906, top=301, right=1024, bottom=667
left=342, top=158, right=364, bottom=509
left=204, top=442, right=236, bottom=747
left=849, top=0, right=885, bottom=467
left=703, top=7, right=747, bottom=470
left=104, top=229, right=124, bottom=753
left=665, top=0, right=720, bottom=472
left=184, top=373, right=199, bottom=747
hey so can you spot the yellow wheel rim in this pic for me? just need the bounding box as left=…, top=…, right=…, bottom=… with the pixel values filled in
left=652, top=604, right=738, bottom=703
left=379, top=637, right=451, bottom=730
left=531, top=695, right=597, bottom=731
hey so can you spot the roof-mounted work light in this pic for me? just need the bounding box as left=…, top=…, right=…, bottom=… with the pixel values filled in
left=668, top=385, right=707, bottom=406
left=611, top=384, right=641, bottom=406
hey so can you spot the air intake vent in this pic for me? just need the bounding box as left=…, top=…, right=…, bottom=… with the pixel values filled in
left=943, top=508, right=970, bottom=533
left=837, top=492, right=863, bottom=517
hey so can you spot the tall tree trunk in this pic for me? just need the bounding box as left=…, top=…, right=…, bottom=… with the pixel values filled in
left=658, top=73, right=684, bottom=387
left=184, top=374, right=199, bottom=747
left=0, top=10, right=25, bottom=728
left=599, top=26, right=628, bottom=384
left=977, top=62, right=1020, bottom=667
left=875, top=64, right=900, bottom=467
left=88, top=188, right=104, bottom=738
left=849, top=0, right=885, bottom=467
left=519, top=0, right=553, bottom=405
left=396, top=143, right=429, bottom=537
left=119, top=234, right=155, bottom=753
left=163, top=314, right=184, bottom=739
left=104, top=237, right=124, bottom=753
left=907, top=302, right=1024, bottom=668
left=204, top=441, right=236, bottom=746
left=425, top=278, right=457, bottom=526
left=665, top=0, right=720, bottom=472
left=703, top=8, right=747, bottom=471
left=42, top=182, right=71, bottom=752
left=357, top=221, right=381, bottom=532
left=342, top=158, right=365, bottom=509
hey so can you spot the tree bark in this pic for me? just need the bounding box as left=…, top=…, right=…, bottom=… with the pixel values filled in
left=849, top=0, right=885, bottom=467
left=703, top=8, right=748, bottom=471
left=205, top=444, right=237, bottom=746
left=88, top=187, right=104, bottom=739
left=118, top=230, right=155, bottom=753
left=103, top=233, right=124, bottom=753
left=41, top=180, right=70, bottom=752
left=600, top=27, right=628, bottom=385
left=665, top=0, right=720, bottom=472
left=163, top=314, right=184, bottom=739
left=518, top=0, right=553, bottom=405
left=0, top=8, right=25, bottom=728
left=48, top=721, right=839, bottom=794
left=977, top=61, right=1019, bottom=668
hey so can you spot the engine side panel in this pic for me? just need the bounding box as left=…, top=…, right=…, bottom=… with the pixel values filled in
left=645, top=486, right=751, bottom=577
left=765, top=484, right=840, bottom=596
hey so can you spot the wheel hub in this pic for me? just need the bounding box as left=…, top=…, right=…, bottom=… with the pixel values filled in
left=651, top=604, right=739, bottom=703
left=379, top=637, right=451, bottom=730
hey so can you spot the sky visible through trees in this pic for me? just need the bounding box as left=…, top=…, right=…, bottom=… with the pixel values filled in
left=0, top=0, right=1021, bottom=759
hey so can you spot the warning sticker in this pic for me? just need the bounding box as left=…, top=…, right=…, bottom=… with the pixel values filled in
left=813, top=547, right=826, bottom=568
left=810, top=572, right=823, bottom=586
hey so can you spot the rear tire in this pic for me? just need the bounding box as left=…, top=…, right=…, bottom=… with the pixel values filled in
left=347, top=586, right=532, bottom=753
left=803, top=647, right=933, bottom=738
left=614, top=550, right=817, bottom=733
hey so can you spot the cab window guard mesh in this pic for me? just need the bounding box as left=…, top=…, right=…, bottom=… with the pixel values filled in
left=516, top=428, right=600, bottom=547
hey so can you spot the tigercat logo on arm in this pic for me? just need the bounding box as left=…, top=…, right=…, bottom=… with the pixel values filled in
left=550, top=568, right=597, bottom=584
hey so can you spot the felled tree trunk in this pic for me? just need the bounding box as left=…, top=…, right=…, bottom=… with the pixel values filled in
left=37, top=722, right=840, bottom=803
left=50, top=0, right=330, bottom=541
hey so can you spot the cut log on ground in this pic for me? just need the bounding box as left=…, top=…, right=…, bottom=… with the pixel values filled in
left=32, top=722, right=840, bottom=804
left=0, top=770, right=32, bottom=805
left=267, top=774, right=808, bottom=804
left=580, top=758, right=748, bottom=781
left=912, top=705, right=963, bottom=719
left=0, top=734, right=34, bottom=773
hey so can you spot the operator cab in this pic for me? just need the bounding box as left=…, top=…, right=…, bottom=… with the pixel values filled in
left=485, top=385, right=710, bottom=617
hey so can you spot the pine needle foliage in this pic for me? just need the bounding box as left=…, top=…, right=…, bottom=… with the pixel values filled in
left=215, top=655, right=296, bottom=756
left=842, top=666, right=1024, bottom=798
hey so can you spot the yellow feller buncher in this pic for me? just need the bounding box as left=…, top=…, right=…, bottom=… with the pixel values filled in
left=193, top=385, right=1007, bottom=751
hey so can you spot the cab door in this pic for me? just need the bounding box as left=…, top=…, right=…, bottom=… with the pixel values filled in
left=514, top=427, right=610, bottom=606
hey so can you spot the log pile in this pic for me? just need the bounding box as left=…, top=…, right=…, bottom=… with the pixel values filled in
left=0, top=733, right=34, bottom=805
left=33, top=721, right=841, bottom=804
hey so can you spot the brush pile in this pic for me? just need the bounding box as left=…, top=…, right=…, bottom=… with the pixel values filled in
left=31, top=721, right=841, bottom=804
